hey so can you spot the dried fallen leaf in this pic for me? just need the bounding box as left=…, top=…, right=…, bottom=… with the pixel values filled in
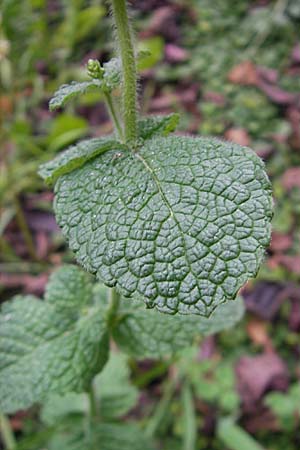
left=258, top=81, right=296, bottom=105
left=275, top=255, right=300, bottom=275
left=289, top=299, right=300, bottom=332
left=281, top=167, right=300, bottom=190
left=165, top=44, right=189, bottom=62
left=246, top=318, right=273, bottom=350
left=270, top=231, right=292, bottom=252
left=228, top=61, right=258, bottom=86
left=225, top=128, right=251, bottom=146
left=244, top=282, right=285, bottom=320
left=140, top=6, right=179, bottom=40
left=291, top=42, right=300, bottom=64
left=236, top=352, right=289, bottom=409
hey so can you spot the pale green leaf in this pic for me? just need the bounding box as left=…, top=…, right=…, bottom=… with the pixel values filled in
left=113, top=297, right=244, bottom=358
left=138, top=114, right=180, bottom=140
left=47, top=423, right=154, bottom=450
left=45, top=265, right=93, bottom=313
left=49, top=80, right=102, bottom=111
left=137, top=37, right=164, bottom=71
left=217, top=418, right=265, bottom=450
left=41, top=392, right=88, bottom=425
left=39, top=137, right=124, bottom=185
left=94, top=353, right=138, bottom=418
left=54, top=136, right=272, bottom=315
left=0, top=267, right=109, bottom=414
left=42, top=353, right=138, bottom=424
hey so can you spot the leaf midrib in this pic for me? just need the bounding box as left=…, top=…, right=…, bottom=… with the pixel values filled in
left=134, top=151, right=206, bottom=310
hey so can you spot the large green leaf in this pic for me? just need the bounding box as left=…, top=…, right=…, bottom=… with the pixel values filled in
left=113, top=297, right=245, bottom=358
left=0, top=266, right=109, bottom=413
left=39, top=138, right=124, bottom=185
left=54, top=136, right=272, bottom=315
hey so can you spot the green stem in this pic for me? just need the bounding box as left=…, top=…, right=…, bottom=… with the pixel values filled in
left=13, top=196, right=38, bottom=261
left=89, top=384, right=99, bottom=419
left=145, top=377, right=177, bottom=438
left=111, top=0, right=137, bottom=144
left=0, top=414, right=16, bottom=450
left=107, top=287, right=120, bottom=325
left=182, top=382, right=197, bottom=450
left=104, top=92, right=124, bottom=141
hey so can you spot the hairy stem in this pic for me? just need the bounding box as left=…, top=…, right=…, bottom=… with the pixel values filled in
left=111, top=0, right=137, bottom=144
left=104, top=92, right=124, bottom=141
left=0, top=414, right=16, bottom=450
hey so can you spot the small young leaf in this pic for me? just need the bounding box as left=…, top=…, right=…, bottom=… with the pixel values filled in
left=49, top=80, right=102, bottom=111
left=138, top=113, right=180, bottom=140
left=53, top=136, right=272, bottom=315
left=112, top=297, right=245, bottom=358
left=0, top=266, right=109, bottom=413
left=38, top=137, right=124, bottom=185
left=102, top=58, right=122, bottom=91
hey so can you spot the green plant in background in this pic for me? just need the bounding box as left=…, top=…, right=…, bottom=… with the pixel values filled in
left=0, top=0, right=273, bottom=448
left=0, top=265, right=245, bottom=449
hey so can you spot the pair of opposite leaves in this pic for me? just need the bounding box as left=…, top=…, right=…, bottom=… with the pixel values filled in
left=0, top=265, right=245, bottom=413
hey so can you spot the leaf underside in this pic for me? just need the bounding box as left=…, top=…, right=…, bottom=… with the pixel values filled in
left=54, top=135, right=272, bottom=316
left=0, top=266, right=109, bottom=414
left=113, top=296, right=245, bottom=358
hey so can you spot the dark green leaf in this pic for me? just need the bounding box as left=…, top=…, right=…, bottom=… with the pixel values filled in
left=113, top=297, right=245, bottom=358
left=54, top=136, right=272, bottom=315
left=0, top=266, right=109, bottom=413
left=39, top=138, right=124, bottom=185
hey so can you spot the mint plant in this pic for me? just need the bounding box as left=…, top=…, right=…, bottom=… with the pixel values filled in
left=0, top=0, right=272, bottom=442
left=37, top=0, right=273, bottom=316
